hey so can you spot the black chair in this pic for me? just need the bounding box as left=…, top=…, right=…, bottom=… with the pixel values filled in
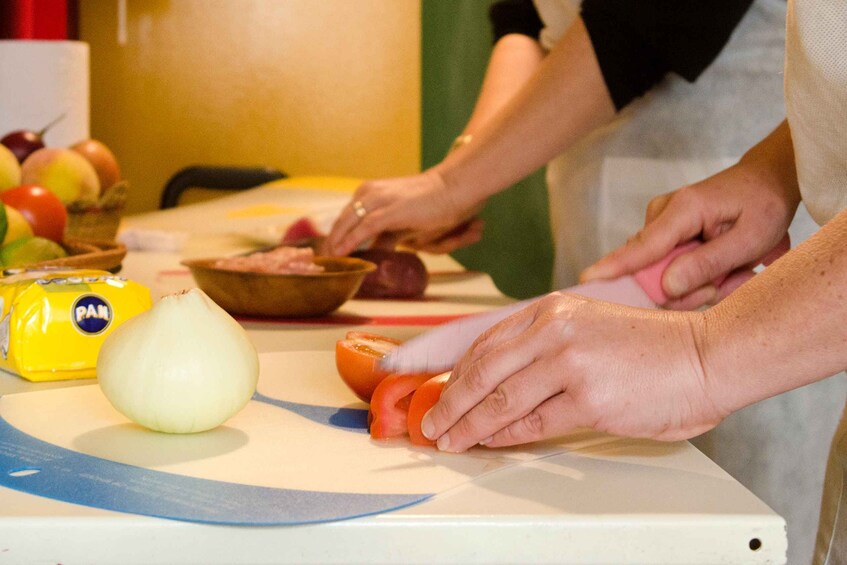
left=159, top=165, right=286, bottom=209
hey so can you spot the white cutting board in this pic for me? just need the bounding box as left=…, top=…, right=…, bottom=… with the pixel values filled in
left=0, top=352, right=614, bottom=525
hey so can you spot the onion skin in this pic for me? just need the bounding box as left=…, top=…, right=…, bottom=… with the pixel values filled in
left=97, top=288, right=259, bottom=434
left=351, top=249, right=429, bottom=299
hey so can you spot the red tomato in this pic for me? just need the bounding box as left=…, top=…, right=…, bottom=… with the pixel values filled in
left=407, top=373, right=450, bottom=446
left=0, top=185, right=67, bottom=243
left=369, top=373, right=435, bottom=440
left=335, top=332, right=402, bottom=403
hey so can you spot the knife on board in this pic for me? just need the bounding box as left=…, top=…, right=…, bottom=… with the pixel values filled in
left=380, top=241, right=705, bottom=374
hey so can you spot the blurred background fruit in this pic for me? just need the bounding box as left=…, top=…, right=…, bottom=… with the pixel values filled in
left=1, top=130, right=46, bottom=164
left=0, top=144, right=21, bottom=191
left=19, top=147, right=99, bottom=204
left=0, top=122, right=126, bottom=243
left=70, top=139, right=120, bottom=191
left=0, top=114, right=66, bottom=164
left=0, top=184, right=67, bottom=243
left=0, top=236, right=66, bottom=268
left=2, top=204, right=33, bottom=245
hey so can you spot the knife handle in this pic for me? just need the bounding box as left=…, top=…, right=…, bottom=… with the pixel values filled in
left=633, top=240, right=727, bottom=305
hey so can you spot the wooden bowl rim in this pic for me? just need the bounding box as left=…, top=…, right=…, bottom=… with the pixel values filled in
left=181, top=255, right=377, bottom=279
left=18, top=238, right=128, bottom=271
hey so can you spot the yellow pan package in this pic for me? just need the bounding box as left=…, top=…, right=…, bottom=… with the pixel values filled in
left=0, top=269, right=152, bottom=382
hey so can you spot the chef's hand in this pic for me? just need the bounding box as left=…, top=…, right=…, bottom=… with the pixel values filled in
left=323, top=170, right=483, bottom=256
left=581, top=124, right=800, bottom=310
left=398, top=218, right=486, bottom=254
left=420, top=292, right=729, bottom=452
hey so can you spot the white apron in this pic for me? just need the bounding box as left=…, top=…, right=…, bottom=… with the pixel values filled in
left=534, top=1, right=845, bottom=562
left=785, top=1, right=847, bottom=562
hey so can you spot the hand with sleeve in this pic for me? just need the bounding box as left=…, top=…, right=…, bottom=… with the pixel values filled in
left=581, top=122, right=801, bottom=309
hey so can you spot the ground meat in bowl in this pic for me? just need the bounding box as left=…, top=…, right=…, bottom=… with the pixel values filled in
left=214, top=246, right=325, bottom=275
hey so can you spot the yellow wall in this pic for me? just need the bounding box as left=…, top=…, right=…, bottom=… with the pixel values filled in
left=79, top=0, right=421, bottom=215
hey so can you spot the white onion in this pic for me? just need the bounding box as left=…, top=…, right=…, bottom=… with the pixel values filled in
left=97, top=288, right=259, bottom=433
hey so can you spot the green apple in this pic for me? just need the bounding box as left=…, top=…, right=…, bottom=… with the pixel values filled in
left=19, top=148, right=100, bottom=205
left=0, top=144, right=21, bottom=191
left=0, top=236, right=67, bottom=268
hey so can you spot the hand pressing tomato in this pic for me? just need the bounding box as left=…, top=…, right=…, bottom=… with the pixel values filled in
left=369, top=373, right=435, bottom=440
left=0, top=184, right=67, bottom=243
left=335, top=330, right=449, bottom=446
left=335, top=332, right=401, bottom=403
left=407, top=373, right=450, bottom=446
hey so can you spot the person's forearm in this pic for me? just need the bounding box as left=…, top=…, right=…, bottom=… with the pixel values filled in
left=702, top=208, right=847, bottom=413
left=738, top=121, right=802, bottom=209
left=462, top=34, right=545, bottom=137
left=434, top=18, right=616, bottom=208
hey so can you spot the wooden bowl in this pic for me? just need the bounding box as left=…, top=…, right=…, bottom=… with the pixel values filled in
left=13, top=238, right=127, bottom=273
left=182, top=256, right=377, bottom=318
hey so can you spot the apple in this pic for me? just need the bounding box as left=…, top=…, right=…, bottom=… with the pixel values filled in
left=19, top=148, right=100, bottom=204
left=70, top=139, right=121, bottom=191
left=0, top=236, right=67, bottom=268
left=0, top=144, right=21, bottom=191
left=2, top=204, right=34, bottom=245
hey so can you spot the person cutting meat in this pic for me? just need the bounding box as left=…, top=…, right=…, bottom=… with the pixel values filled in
left=325, top=1, right=836, bottom=560
left=416, top=1, right=847, bottom=561
left=326, top=0, right=807, bottom=286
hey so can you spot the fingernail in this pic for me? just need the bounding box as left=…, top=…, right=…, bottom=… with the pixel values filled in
left=421, top=410, right=435, bottom=440
left=664, top=270, right=687, bottom=297
left=479, top=436, right=492, bottom=446
left=436, top=433, right=451, bottom=452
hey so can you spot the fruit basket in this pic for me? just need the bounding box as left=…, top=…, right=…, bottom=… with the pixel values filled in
left=65, top=182, right=128, bottom=242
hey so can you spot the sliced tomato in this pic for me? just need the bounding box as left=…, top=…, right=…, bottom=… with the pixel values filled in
left=335, top=331, right=401, bottom=403
left=407, top=373, right=450, bottom=446
left=369, top=373, right=436, bottom=440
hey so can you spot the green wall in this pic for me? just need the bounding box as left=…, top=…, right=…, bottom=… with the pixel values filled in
left=421, top=1, right=553, bottom=299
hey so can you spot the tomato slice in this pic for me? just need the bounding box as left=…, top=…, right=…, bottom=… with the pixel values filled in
left=335, top=332, right=401, bottom=403
left=369, top=373, right=436, bottom=440
left=336, top=331, right=445, bottom=444
left=407, top=373, right=450, bottom=446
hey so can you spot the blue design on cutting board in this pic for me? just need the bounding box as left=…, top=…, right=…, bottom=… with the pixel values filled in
left=0, top=415, right=430, bottom=525
left=252, top=391, right=368, bottom=433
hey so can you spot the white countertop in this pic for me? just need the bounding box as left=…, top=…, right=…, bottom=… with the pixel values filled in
left=0, top=179, right=787, bottom=564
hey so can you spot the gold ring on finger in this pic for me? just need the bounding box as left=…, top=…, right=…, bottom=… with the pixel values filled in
left=353, top=200, right=367, bottom=219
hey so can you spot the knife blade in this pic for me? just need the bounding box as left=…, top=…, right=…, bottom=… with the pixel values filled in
left=380, top=241, right=701, bottom=374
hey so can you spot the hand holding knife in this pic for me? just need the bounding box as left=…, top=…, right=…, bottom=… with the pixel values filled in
left=381, top=241, right=709, bottom=374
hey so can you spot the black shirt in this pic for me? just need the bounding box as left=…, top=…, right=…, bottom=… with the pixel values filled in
left=489, top=0, right=756, bottom=110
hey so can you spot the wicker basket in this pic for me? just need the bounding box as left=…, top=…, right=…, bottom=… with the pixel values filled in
left=64, top=181, right=128, bottom=242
